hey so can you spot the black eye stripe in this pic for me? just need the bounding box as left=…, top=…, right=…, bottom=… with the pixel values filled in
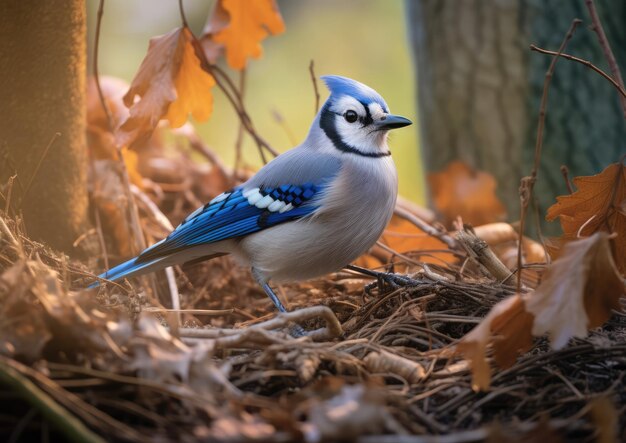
left=358, top=100, right=373, bottom=126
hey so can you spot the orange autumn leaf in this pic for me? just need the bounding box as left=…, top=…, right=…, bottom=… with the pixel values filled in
left=546, top=162, right=626, bottom=274
left=211, top=0, right=285, bottom=70
left=456, top=296, right=528, bottom=391
left=428, top=161, right=507, bottom=227
left=380, top=215, right=453, bottom=264
left=119, top=27, right=215, bottom=147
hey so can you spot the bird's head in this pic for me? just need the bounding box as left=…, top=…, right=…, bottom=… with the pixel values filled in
left=317, top=75, right=412, bottom=157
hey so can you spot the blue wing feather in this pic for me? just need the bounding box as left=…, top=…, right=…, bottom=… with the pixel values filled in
left=136, top=182, right=326, bottom=263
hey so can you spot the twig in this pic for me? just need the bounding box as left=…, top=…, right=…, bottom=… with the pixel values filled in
left=205, top=64, right=277, bottom=162
left=20, top=132, right=60, bottom=206
left=178, top=305, right=343, bottom=343
left=584, top=0, right=626, bottom=119
left=92, top=0, right=146, bottom=255
left=518, top=19, right=581, bottom=292
left=456, top=227, right=515, bottom=285
left=529, top=45, right=626, bottom=100
left=130, top=184, right=180, bottom=329
left=394, top=205, right=458, bottom=250
left=234, top=69, right=246, bottom=173
left=178, top=0, right=189, bottom=28
left=560, top=165, right=574, bottom=194
left=176, top=0, right=280, bottom=163
left=309, top=59, right=320, bottom=113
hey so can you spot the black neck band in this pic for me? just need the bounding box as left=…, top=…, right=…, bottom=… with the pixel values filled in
left=319, top=103, right=391, bottom=158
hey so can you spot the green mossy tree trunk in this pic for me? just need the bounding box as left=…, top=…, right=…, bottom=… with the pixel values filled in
left=0, top=0, right=89, bottom=253
left=407, top=0, right=626, bottom=234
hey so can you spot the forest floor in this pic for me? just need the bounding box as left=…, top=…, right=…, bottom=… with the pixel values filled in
left=1, top=144, right=624, bottom=442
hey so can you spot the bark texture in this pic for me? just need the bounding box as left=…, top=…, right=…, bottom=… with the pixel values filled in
left=0, top=0, right=89, bottom=253
left=407, top=0, right=626, bottom=233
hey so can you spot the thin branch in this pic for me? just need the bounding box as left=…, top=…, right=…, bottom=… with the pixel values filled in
left=560, top=165, right=574, bottom=194
left=529, top=45, right=626, bottom=99
left=178, top=0, right=189, bottom=28
left=394, top=205, right=459, bottom=250
left=234, top=69, right=246, bottom=173
left=518, top=19, right=581, bottom=292
left=309, top=59, right=320, bottom=114
left=92, top=0, right=146, bottom=255
left=584, top=0, right=626, bottom=119
left=178, top=2, right=279, bottom=163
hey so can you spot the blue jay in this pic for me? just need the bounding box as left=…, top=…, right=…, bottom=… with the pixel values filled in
left=92, top=76, right=412, bottom=314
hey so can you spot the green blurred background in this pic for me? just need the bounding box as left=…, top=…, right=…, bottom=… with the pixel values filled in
left=87, top=0, right=425, bottom=203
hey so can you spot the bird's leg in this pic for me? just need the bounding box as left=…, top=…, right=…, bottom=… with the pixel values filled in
left=251, top=268, right=305, bottom=337
left=345, top=264, right=414, bottom=292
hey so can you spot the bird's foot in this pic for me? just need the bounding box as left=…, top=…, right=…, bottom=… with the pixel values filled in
left=365, top=272, right=414, bottom=293
left=287, top=323, right=307, bottom=338
left=345, top=265, right=415, bottom=294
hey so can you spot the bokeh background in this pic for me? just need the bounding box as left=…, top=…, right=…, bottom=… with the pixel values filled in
left=87, top=0, right=425, bottom=203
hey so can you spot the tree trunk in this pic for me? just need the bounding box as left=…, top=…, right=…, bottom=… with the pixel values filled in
left=407, top=0, right=626, bottom=234
left=0, top=0, right=89, bottom=253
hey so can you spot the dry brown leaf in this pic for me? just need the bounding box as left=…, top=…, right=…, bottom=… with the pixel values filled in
left=527, top=232, right=624, bottom=349
left=547, top=162, right=626, bottom=274
left=490, top=296, right=534, bottom=369
left=456, top=232, right=624, bottom=391
left=119, top=27, right=215, bottom=147
left=456, top=295, right=522, bottom=391
left=199, top=0, right=230, bottom=63
left=428, top=161, right=507, bottom=227
left=211, top=0, right=285, bottom=70
left=589, top=397, right=618, bottom=443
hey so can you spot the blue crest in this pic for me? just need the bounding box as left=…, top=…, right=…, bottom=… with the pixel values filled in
left=321, top=75, right=388, bottom=111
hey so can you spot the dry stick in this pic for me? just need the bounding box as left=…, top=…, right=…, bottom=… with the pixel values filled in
left=517, top=19, right=582, bottom=293
left=93, top=0, right=145, bottom=255
left=529, top=46, right=626, bottom=99
left=394, top=205, right=458, bottom=250
left=178, top=305, right=343, bottom=343
left=309, top=59, right=320, bottom=113
left=585, top=0, right=626, bottom=119
left=456, top=228, right=515, bottom=285
left=208, top=64, right=278, bottom=161
left=233, top=69, right=247, bottom=174
left=560, top=165, right=574, bottom=194
left=178, top=0, right=189, bottom=29
left=130, top=184, right=181, bottom=327
left=94, top=0, right=167, bottom=320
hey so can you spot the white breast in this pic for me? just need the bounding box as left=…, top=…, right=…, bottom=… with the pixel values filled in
left=238, top=155, right=397, bottom=282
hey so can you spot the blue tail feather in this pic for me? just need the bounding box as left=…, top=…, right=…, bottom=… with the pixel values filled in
left=88, top=256, right=160, bottom=288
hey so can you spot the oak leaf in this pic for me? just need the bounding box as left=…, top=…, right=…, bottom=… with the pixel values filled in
left=547, top=162, right=626, bottom=274
left=211, top=0, right=285, bottom=70
left=119, top=27, right=215, bottom=147
left=428, top=161, right=507, bottom=227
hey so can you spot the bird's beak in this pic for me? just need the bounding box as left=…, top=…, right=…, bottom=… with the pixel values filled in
left=375, top=114, right=412, bottom=130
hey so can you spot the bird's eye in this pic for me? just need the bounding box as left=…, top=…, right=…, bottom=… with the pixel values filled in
left=344, top=110, right=358, bottom=123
